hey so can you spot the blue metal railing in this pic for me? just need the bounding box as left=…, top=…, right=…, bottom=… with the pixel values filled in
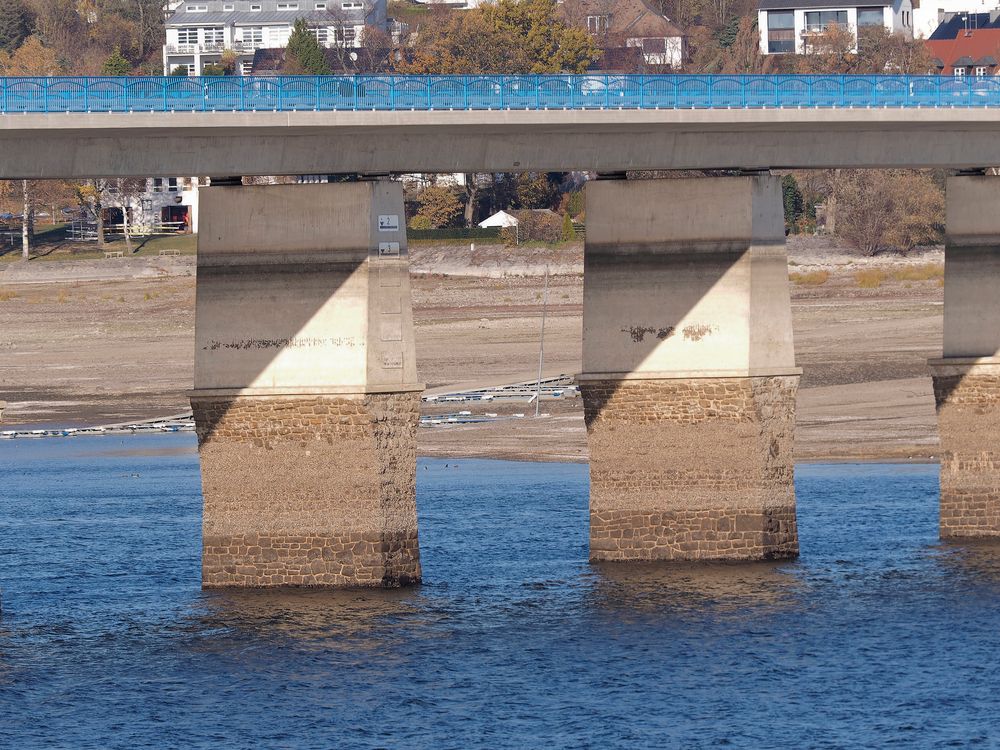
left=2, top=74, right=1000, bottom=113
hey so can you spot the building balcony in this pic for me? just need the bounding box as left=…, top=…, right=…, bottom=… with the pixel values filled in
left=165, top=42, right=258, bottom=55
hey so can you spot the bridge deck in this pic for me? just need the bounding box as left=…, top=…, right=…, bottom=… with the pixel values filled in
left=3, top=76, right=1000, bottom=176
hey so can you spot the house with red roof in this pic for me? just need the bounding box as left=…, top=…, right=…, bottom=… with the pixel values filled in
left=925, top=11, right=1000, bottom=75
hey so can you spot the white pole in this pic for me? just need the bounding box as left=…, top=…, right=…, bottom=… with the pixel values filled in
left=534, top=264, right=550, bottom=418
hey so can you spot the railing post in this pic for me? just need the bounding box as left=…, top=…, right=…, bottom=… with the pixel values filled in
left=639, top=75, right=645, bottom=109
left=278, top=75, right=284, bottom=111
left=742, top=75, right=747, bottom=108
left=316, top=75, right=321, bottom=111
left=84, top=77, right=90, bottom=112
left=535, top=74, right=540, bottom=110
left=43, top=77, right=49, bottom=113
left=427, top=76, right=432, bottom=110
left=464, top=75, right=469, bottom=109
left=500, top=76, right=506, bottom=109
left=808, top=76, right=813, bottom=107
left=605, top=74, right=610, bottom=109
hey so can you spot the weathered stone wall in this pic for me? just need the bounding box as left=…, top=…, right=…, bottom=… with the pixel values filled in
left=582, top=375, right=799, bottom=561
left=193, top=392, right=421, bottom=587
left=933, top=372, right=1000, bottom=537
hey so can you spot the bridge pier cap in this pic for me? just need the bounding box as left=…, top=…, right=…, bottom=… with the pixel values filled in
left=191, top=181, right=423, bottom=588
left=581, top=175, right=800, bottom=563
left=931, top=175, right=1000, bottom=539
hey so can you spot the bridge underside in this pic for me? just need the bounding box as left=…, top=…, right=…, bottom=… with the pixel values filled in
left=4, top=110, right=1000, bottom=178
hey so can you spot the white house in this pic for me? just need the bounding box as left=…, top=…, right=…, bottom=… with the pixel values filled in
left=758, top=0, right=914, bottom=54
left=163, top=0, right=388, bottom=76
left=478, top=210, right=519, bottom=229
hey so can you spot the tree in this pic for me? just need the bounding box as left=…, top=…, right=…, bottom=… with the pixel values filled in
left=398, top=0, right=598, bottom=74
left=463, top=173, right=484, bottom=228
left=202, top=62, right=227, bottom=76
left=0, top=0, right=33, bottom=53
left=169, top=64, right=188, bottom=76
left=782, top=174, right=804, bottom=233
left=856, top=26, right=934, bottom=73
left=514, top=172, right=560, bottom=210
left=834, top=170, right=943, bottom=255
left=415, top=185, right=463, bottom=228
left=718, top=17, right=773, bottom=74
left=0, top=36, right=61, bottom=76
left=284, top=17, right=331, bottom=75
left=561, top=211, right=576, bottom=242
left=794, top=23, right=856, bottom=74
left=110, top=178, right=146, bottom=254
left=72, top=179, right=108, bottom=249
left=102, top=46, right=131, bottom=75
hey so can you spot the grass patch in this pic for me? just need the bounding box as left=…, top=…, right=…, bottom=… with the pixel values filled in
left=854, top=269, right=887, bottom=289
left=789, top=270, right=830, bottom=286
left=890, top=263, right=944, bottom=282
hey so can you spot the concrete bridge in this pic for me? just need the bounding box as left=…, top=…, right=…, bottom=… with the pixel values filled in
left=4, top=75, right=1000, bottom=587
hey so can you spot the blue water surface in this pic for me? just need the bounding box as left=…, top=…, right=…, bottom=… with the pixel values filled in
left=1, top=433, right=999, bottom=749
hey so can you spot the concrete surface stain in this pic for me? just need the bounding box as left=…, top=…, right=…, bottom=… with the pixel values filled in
left=683, top=324, right=718, bottom=342
left=622, top=326, right=675, bottom=343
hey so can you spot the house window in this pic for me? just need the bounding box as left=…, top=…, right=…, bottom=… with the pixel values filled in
left=204, top=27, right=224, bottom=45
left=241, top=26, right=263, bottom=46
left=152, top=178, right=163, bottom=192
left=223, top=3, right=234, bottom=10
left=804, top=10, right=848, bottom=32
left=767, top=10, right=795, bottom=53
left=334, top=26, right=356, bottom=44
left=311, top=27, right=328, bottom=44
left=857, top=7, right=884, bottom=26
left=315, top=2, right=327, bottom=7
left=177, top=27, right=199, bottom=44
left=241, top=60, right=254, bottom=75
left=249, top=3, right=261, bottom=9
left=587, top=15, right=610, bottom=34
left=167, top=178, right=179, bottom=192
left=342, top=1, right=363, bottom=7
left=954, top=67, right=966, bottom=76
left=976, top=66, right=989, bottom=76
left=277, top=2, right=299, bottom=8
left=185, top=4, right=207, bottom=11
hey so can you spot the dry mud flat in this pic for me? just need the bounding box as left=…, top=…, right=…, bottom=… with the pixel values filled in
left=0, top=240, right=944, bottom=462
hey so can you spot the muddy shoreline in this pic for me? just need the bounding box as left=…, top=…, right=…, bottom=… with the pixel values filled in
left=0, top=238, right=945, bottom=463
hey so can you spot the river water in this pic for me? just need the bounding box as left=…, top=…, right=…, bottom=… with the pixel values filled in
left=1, top=433, right=999, bottom=748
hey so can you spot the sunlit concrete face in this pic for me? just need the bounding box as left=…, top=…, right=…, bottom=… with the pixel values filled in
left=7, top=109, right=1000, bottom=178
left=581, top=176, right=800, bottom=562
left=191, top=182, right=423, bottom=588
left=931, top=176, right=1000, bottom=538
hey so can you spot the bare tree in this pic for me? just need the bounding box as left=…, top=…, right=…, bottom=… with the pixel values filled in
left=21, top=179, right=32, bottom=259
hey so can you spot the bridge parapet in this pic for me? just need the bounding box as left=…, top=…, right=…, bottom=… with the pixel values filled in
left=2, top=74, right=1000, bottom=114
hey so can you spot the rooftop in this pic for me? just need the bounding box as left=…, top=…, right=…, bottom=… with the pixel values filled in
left=167, top=0, right=382, bottom=25
left=758, top=0, right=891, bottom=9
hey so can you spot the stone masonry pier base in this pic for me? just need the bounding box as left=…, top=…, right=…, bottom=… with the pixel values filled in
left=930, top=174, right=1000, bottom=538
left=582, top=176, right=800, bottom=562
left=192, top=181, right=422, bottom=587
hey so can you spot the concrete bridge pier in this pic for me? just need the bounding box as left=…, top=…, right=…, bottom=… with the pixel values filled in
left=190, top=181, right=423, bottom=587
left=580, top=175, right=801, bottom=562
left=931, top=175, right=1000, bottom=538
